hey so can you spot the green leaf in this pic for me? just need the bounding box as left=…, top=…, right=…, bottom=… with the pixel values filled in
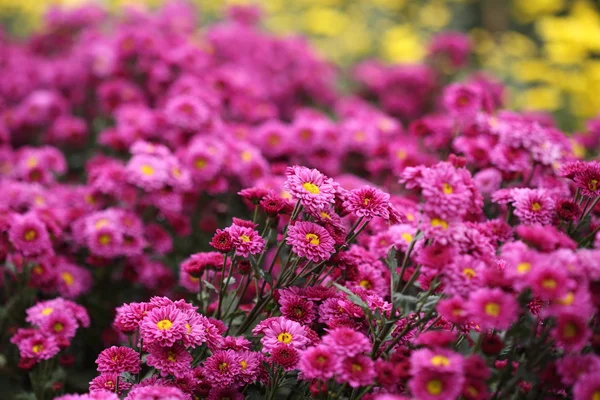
left=202, top=280, right=218, bottom=292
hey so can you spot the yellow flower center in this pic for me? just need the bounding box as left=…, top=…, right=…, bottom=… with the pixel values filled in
left=185, top=323, right=192, bottom=333
left=592, top=391, right=600, bottom=400
left=431, top=355, right=450, bottom=367
left=32, top=265, right=43, bottom=275
left=485, top=302, right=501, bottom=317
left=306, top=233, right=320, bottom=246
left=302, top=182, right=320, bottom=194
left=531, top=202, right=542, bottom=212
left=241, top=150, right=252, bottom=162
left=517, top=262, right=532, bottom=274
left=396, top=149, right=407, bottom=160
left=140, top=164, right=155, bottom=176
left=268, top=135, right=280, bottom=146
left=542, top=279, right=557, bottom=289
left=167, top=351, right=177, bottom=362
left=194, top=158, right=207, bottom=169
left=430, top=218, right=448, bottom=229
left=218, top=362, right=228, bottom=372
left=26, top=157, right=38, bottom=168
left=463, top=268, right=477, bottom=279
left=53, top=322, right=64, bottom=332
left=61, top=272, right=74, bottom=286
left=98, top=234, right=112, bottom=245
left=351, top=363, right=363, bottom=372
left=94, top=218, right=110, bottom=229
left=426, top=379, right=443, bottom=395
left=277, top=332, right=293, bottom=344
left=442, top=183, right=453, bottom=195
left=401, top=232, right=413, bottom=243
left=320, top=211, right=331, bottom=219
left=32, top=344, right=44, bottom=354
left=41, top=307, right=54, bottom=316
left=354, top=131, right=366, bottom=142
left=363, top=197, right=372, bottom=206
left=240, top=234, right=251, bottom=243
left=240, top=360, right=248, bottom=370
left=156, top=319, right=173, bottom=330
left=467, top=386, right=479, bottom=397
left=589, top=179, right=598, bottom=192
left=24, top=229, right=37, bottom=241
left=172, top=167, right=181, bottom=178
left=564, top=323, right=577, bottom=338
left=359, top=279, right=372, bottom=289
left=406, top=213, right=415, bottom=221
left=558, top=292, right=574, bottom=306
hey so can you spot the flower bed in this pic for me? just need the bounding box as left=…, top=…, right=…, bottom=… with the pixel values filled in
left=1, top=2, right=600, bottom=400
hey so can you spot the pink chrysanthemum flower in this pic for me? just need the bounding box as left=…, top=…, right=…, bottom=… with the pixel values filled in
left=146, top=343, right=192, bottom=378
left=467, top=288, right=519, bottom=330
left=8, top=213, right=53, bottom=257
left=322, top=327, right=371, bottom=357
left=278, top=290, right=316, bottom=324
left=202, top=350, right=242, bottom=388
left=298, top=345, right=340, bottom=380
left=271, top=344, right=300, bottom=371
left=511, top=188, right=555, bottom=226
left=17, top=332, right=60, bottom=361
left=164, top=95, right=211, bottom=132
left=139, top=305, right=187, bottom=347
left=527, top=264, right=570, bottom=301
left=55, top=260, right=92, bottom=299
left=207, top=387, right=245, bottom=400
left=180, top=309, right=208, bottom=348
left=336, top=354, right=376, bottom=388
left=283, top=166, right=336, bottom=212
left=573, top=161, right=600, bottom=198
left=556, top=354, right=600, bottom=385
left=180, top=252, right=224, bottom=278
left=254, top=316, right=311, bottom=352
left=573, top=371, right=600, bottom=400
left=125, top=384, right=188, bottom=400
left=552, top=312, right=590, bottom=352
left=419, top=162, right=476, bottom=220
left=442, top=83, right=483, bottom=116
left=343, top=186, right=391, bottom=221
left=409, top=369, right=464, bottom=400
left=126, top=154, right=170, bottom=192
left=90, top=373, right=132, bottom=394
left=286, top=221, right=336, bottom=262
left=410, top=348, right=465, bottom=375
left=39, top=310, right=78, bottom=341
left=95, top=346, right=141, bottom=374
left=224, top=224, right=265, bottom=258
left=236, top=350, right=264, bottom=384
left=114, top=302, right=153, bottom=334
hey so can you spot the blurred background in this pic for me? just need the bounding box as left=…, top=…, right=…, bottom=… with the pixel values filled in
left=2, top=0, right=599, bottom=130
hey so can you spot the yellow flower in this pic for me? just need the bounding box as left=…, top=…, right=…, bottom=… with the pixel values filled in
left=513, top=0, right=565, bottom=23
left=417, top=1, right=452, bottom=30
left=303, top=6, right=348, bottom=36
left=517, top=85, right=561, bottom=111
left=381, top=25, right=425, bottom=64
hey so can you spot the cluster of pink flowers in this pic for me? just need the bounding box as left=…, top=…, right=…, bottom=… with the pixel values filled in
left=11, top=298, right=89, bottom=368
left=1, top=1, right=600, bottom=400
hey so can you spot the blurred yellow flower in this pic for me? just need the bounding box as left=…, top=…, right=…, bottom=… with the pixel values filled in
left=512, top=0, right=565, bottom=23
left=517, top=85, right=561, bottom=111
left=381, top=25, right=426, bottom=64
left=304, top=6, right=348, bottom=36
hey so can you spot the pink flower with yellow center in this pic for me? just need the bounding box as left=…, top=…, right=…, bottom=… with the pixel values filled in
left=286, top=221, right=335, bottom=262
